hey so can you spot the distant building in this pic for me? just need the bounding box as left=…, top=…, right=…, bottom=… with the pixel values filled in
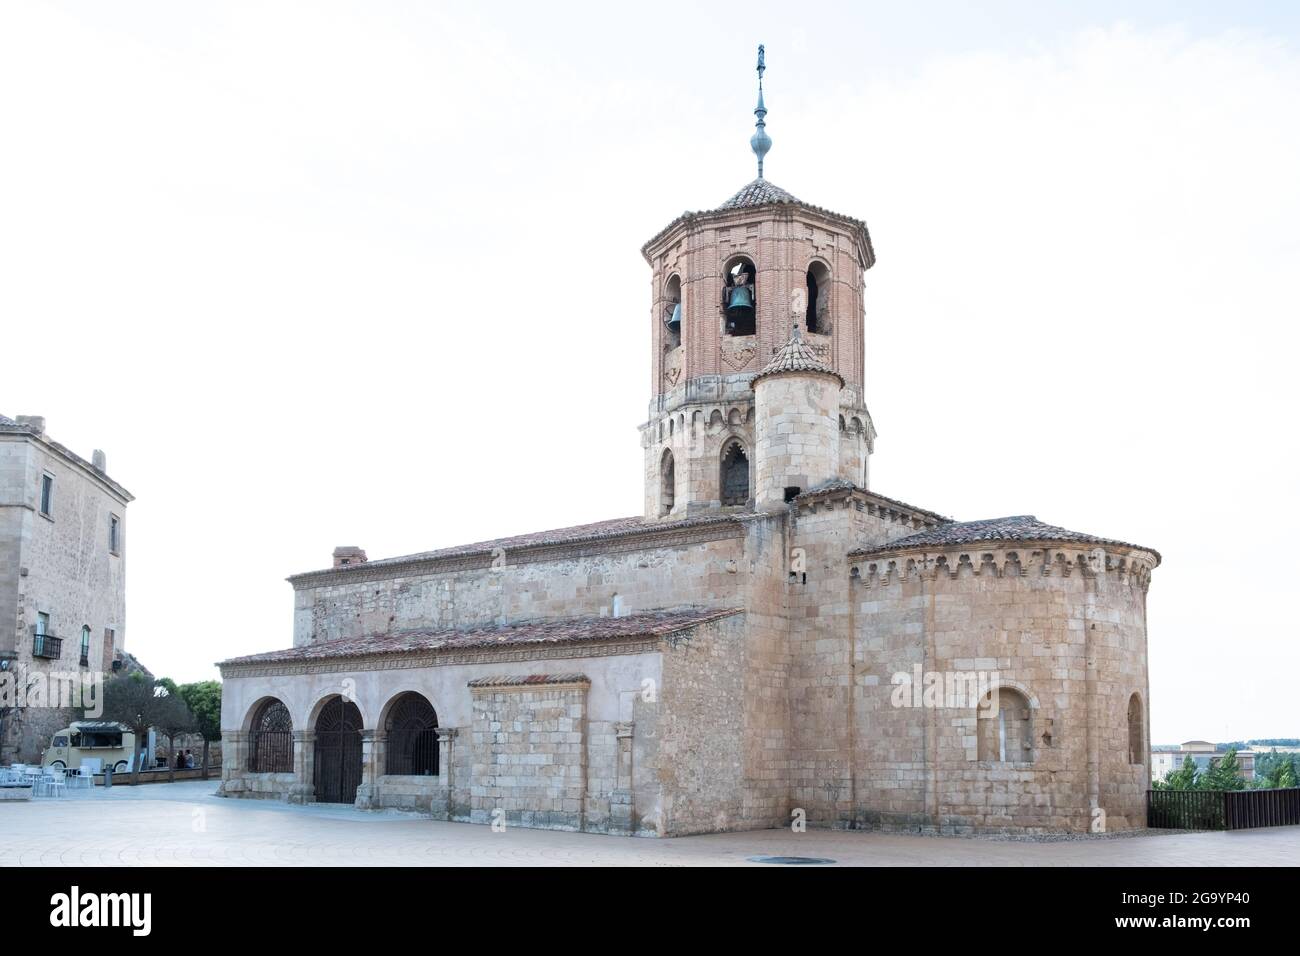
left=0, top=414, right=133, bottom=763
left=1151, top=740, right=1255, bottom=782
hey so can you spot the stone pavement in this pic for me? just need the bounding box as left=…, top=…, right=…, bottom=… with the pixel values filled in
left=1, top=781, right=1295, bottom=866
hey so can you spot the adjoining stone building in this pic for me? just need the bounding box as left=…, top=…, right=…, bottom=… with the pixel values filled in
left=218, top=55, right=1158, bottom=835
left=0, top=414, right=133, bottom=764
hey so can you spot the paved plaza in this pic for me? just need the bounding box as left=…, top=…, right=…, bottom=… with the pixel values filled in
left=1, top=781, right=1295, bottom=866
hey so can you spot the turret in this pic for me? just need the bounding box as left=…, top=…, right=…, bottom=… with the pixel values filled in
left=752, top=325, right=844, bottom=507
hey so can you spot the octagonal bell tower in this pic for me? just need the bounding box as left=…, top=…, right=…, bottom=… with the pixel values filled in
left=640, top=46, right=878, bottom=519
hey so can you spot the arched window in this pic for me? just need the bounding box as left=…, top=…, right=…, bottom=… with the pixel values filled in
left=720, top=442, right=749, bottom=506
left=722, top=256, right=756, bottom=336
left=1127, top=693, right=1144, bottom=765
left=663, top=274, right=682, bottom=349
left=806, top=261, right=831, bottom=334
left=385, top=693, right=439, bottom=776
left=978, top=687, right=1033, bottom=763
left=660, top=449, right=675, bottom=517
left=79, top=625, right=90, bottom=666
left=248, top=699, right=294, bottom=773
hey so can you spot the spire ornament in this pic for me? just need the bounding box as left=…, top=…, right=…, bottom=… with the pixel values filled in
left=750, top=44, right=771, bottom=179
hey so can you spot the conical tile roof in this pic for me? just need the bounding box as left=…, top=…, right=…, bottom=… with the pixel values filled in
left=751, top=325, right=844, bottom=387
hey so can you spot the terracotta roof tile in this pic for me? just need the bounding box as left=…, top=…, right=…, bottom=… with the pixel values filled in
left=467, top=673, right=590, bottom=688
left=718, top=178, right=799, bottom=209
left=850, top=515, right=1160, bottom=562
left=752, top=328, right=845, bottom=387
left=218, top=607, right=743, bottom=668
left=288, top=512, right=748, bottom=582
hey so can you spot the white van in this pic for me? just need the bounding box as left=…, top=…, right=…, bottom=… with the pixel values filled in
left=43, top=721, right=149, bottom=774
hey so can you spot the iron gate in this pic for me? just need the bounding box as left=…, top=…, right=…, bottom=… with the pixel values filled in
left=314, top=697, right=363, bottom=804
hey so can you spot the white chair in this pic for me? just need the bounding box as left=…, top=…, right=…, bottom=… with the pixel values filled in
left=43, top=769, right=67, bottom=798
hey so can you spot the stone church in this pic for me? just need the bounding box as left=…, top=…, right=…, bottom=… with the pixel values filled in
left=218, top=53, right=1159, bottom=836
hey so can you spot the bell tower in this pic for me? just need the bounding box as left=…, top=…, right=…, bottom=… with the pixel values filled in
left=639, top=47, right=877, bottom=520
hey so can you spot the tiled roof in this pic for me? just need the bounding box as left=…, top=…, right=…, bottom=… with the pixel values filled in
left=467, top=673, right=590, bottom=688
left=751, top=328, right=845, bottom=387
left=288, top=512, right=748, bottom=582
left=640, top=181, right=875, bottom=267
left=218, top=607, right=743, bottom=667
left=718, top=178, right=799, bottom=209
left=851, top=515, right=1160, bottom=561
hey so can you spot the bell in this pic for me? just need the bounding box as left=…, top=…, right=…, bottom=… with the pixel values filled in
left=726, top=284, right=754, bottom=310
left=666, top=301, right=681, bottom=329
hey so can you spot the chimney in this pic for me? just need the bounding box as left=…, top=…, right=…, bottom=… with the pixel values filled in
left=15, top=415, right=45, bottom=434
left=332, top=546, right=368, bottom=568
left=91, top=449, right=107, bottom=472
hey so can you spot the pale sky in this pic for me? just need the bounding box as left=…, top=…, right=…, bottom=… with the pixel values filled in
left=2, top=2, right=1296, bottom=744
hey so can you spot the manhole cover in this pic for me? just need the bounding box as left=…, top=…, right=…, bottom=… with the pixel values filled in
left=746, top=855, right=836, bottom=865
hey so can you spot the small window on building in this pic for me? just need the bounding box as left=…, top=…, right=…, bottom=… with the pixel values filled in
left=80, top=625, right=91, bottom=666
left=110, top=514, right=120, bottom=554
left=34, top=612, right=51, bottom=658
left=660, top=449, right=676, bottom=517
left=806, top=261, right=832, bottom=334
left=663, top=274, right=682, bottom=349
left=720, top=442, right=749, bottom=506
left=1127, top=693, right=1144, bottom=765
left=40, top=474, right=53, bottom=516
left=978, top=687, right=1033, bottom=763
left=722, top=257, right=756, bottom=336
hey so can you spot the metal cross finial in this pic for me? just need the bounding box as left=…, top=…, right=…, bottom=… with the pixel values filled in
left=750, top=44, right=771, bottom=179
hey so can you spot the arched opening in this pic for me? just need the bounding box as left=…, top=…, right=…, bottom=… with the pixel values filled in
left=385, top=692, right=439, bottom=776
left=722, top=256, right=756, bottom=336
left=313, top=696, right=363, bottom=803
left=663, top=273, right=682, bottom=349
left=248, top=698, right=293, bottom=773
left=978, top=687, right=1033, bottom=763
left=805, top=261, right=831, bottom=334
left=1127, top=693, right=1144, bottom=765
left=660, top=449, right=676, bottom=517
left=720, top=442, right=749, bottom=506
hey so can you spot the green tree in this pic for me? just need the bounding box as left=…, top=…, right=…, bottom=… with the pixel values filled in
left=97, top=672, right=165, bottom=784
left=1153, top=755, right=1200, bottom=790
left=151, top=689, right=197, bottom=783
left=98, top=673, right=197, bottom=784
left=1278, top=760, right=1298, bottom=789
left=1202, top=748, right=1246, bottom=791
left=177, top=681, right=222, bottom=780
left=1253, top=749, right=1300, bottom=789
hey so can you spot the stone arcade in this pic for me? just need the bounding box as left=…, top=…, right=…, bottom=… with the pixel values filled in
left=217, top=53, right=1158, bottom=836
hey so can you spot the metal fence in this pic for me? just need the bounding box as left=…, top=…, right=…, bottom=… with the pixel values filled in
left=1148, top=788, right=1300, bottom=830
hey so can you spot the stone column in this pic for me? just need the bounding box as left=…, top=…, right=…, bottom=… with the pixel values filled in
left=217, top=730, right=245, bottom=795
left=610, top=721, right=635, bottom=833
left=434, top=727, right=457, bottom=820
left=354, top=729, right=382, bottom=809
left=288, top=730, right=315, bottom=805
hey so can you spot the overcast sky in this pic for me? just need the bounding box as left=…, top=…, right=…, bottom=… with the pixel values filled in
left=2, top=2, right=1296, bottom=744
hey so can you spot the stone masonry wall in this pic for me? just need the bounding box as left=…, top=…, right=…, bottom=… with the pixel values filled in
left=292, top=530, right=747, bottom=648
left=469, top=678, right=591, bottom=832
left=845, top=544, right=1154, bottom=833
left=754, top=373, right=841, bottom=507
